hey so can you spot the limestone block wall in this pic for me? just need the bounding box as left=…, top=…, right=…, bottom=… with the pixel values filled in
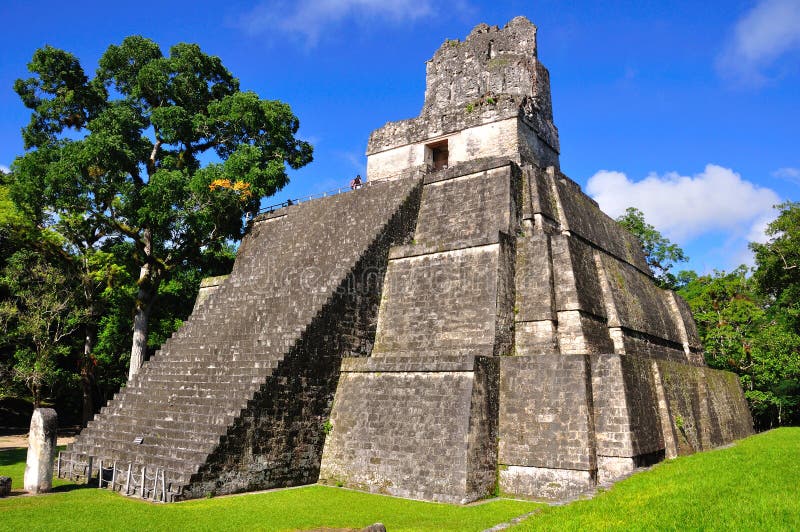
left=539, top=168, right=650, bottom=273
left=497, top=353, right=752, bottom=499
left=321, top=158, right=519, bottom=503
left=590, top=354, right=665, bottom=482
left=495, top=158, right=753, bottom=498
left=374, top=246, right=500, bottom=358
left=518, top=117, right=559, bottom=172
left=367, top=117, right=521, bottom=182
left=320, top=356, right=498, bottom=503
left=192, top=275, right=229, bottom=313
left=182, top=189, right=421, bottom=497
left=514, top=163, right=703, bottom=364
left=416, top=163, right=519, bottom=245
left=655, top=361, right=754, bottom=456
left=497, top=352, right=754, bottom=499
left=498, top=355, right=596, bottom=499
left=371, top=160, right=520, bottom=359
left=595, top=251, right=692, bottom=362
left=550, top=235, right=615, bottom=355
left=64, top=176, right=423, bottom=501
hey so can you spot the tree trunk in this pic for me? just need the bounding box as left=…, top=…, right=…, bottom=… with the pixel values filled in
left=129, top=294, right=151, bottom=380
left=80, top=328, right=95, bottom=427
left=32, top=385, right=41, bottom=409
left=128, top=229, right=160, bottom=380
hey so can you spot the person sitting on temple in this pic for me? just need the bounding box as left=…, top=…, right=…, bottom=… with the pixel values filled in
left=350, top=174, right=363, bottom=190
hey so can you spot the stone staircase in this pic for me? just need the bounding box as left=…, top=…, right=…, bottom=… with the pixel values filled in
left=59, top=177, right=422, bottom=500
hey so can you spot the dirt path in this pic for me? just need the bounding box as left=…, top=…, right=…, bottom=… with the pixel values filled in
left=0, top=433, right=75, bottom=450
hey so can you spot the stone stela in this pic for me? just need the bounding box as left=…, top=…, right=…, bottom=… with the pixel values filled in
left=59, top=17, right=753, bottom=503
left=25, top=408, right=58, bottom=494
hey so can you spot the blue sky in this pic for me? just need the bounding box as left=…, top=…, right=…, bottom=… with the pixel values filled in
left=1, top=0, right=798, bottom=274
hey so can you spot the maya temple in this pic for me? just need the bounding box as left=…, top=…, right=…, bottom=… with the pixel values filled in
left=59, top=17, right=753, bottom=503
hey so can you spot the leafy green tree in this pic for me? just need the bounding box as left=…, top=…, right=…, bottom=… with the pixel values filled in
left=751, top=201, right=800, bottom=332
left=5, top=160, right=133, bottom=423
left=679, top=266, right=800, bottom=429
left=12, top=37, right=313, bottom=379
left=679, top=267, right=764, bottom=378
left=0, top=169, right=42, bottom=270
left=617, top=207, right=689, bottom=289
left=0, top=251, right=85, bottom=407
left=0, top=169, right=58, bottom=400
left=748, top=201, right=800, bottom=426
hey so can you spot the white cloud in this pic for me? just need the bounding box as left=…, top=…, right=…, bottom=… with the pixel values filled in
left=0, top=165, right=9, bottom=174
left=717, top=0, right=800, bottom=85
left=236, top=0, right=444, bottom=46
left=772, top=166, right=800, bottom=183
left=586, top=164, right=781, bottom=244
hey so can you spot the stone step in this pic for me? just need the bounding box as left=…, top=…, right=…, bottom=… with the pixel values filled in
left=139, top=366, right=271, bottom=379
left=65, top=447, right=197, bottom=485
left=75, top=428, right=219, bottom=454
left=94, top=401, right=244, bottom=424
left=71, top=436, right=211, bottom=467
left=67, top=178, right=419, bottom=501
left=130, top=375, right=265, bottom=388
left=153, top=342, right=268, bottom=354
left=96, top=405, right=244, bottom=427
left=143, top=356, right=278, bottom=368
left=112, top=388, right=254, bottom=408
left=97, top=395, right=246, bottom=420
left=87, top=412, right=235, bottom=441
left=144, top=356, right=276, bottom=368
left=141, top=358, right=279, bottom=371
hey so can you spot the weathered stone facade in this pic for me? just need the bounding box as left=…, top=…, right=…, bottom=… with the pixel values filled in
left=60, top=177, right=423, bottom=500
left=321, top=17, right=752, bottom=502
left=62, top=16, right=752, bottom=503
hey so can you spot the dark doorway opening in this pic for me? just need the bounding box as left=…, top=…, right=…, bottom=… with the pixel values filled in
left=427, top=140, right=449, bottom=171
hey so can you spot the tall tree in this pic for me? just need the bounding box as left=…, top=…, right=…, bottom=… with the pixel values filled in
left=617, top=207, right=689, bottom=289
left=751, top=201, right=800, bottom=331
left=0, top=251, right=84, bottom=407
left=678, top=267, right=764, bottom=382
left=748, top=202, right=800, bottom=426
left=679, top=267, right=800, bottom=429
left=12, top=37, right=313, bottom=379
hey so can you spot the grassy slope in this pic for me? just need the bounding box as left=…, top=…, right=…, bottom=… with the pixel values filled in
left=0, top=429, right=797, bottom=531
left=512, top=427, right=800, bottom=531
left=0, top=448, right=540, bottom=532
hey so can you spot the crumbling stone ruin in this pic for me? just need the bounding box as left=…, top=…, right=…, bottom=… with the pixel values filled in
left=60, top=17, right=753, bottom=503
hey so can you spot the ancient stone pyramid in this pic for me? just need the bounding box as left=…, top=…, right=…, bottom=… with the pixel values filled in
left=61, top=17, right=752, bottom=503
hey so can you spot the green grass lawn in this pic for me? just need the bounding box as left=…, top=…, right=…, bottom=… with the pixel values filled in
left=512, top=427, right=800, bottom=531
left=0, top=428, right=797, bottom=531
left=0, top=447, right=72, bottom=490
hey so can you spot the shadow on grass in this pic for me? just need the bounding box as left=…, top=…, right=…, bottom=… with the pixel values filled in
left=51, top=482, right=92, bottom=493
left=1, top=483, right=90, bottom=499
left=0, top=448, right=26, bottom=467
left=0, top=446, right=67, bottom=466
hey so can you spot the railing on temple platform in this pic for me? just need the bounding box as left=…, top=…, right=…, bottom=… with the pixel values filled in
left=258, top=179, right=373, bottom=215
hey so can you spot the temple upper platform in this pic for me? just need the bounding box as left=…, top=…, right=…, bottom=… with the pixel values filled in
left=366, top=17, right=561, bottom=182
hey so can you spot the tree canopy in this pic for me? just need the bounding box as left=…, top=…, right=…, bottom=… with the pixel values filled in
left=616, top=207, right=689, bottom=289
left=752, top=201, right=800, bottom=332
left=11, top=36, right=313, bottom=379
left=678, top=265, right=800, bottom=428
left=618, top=204, right=800, bottom=428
